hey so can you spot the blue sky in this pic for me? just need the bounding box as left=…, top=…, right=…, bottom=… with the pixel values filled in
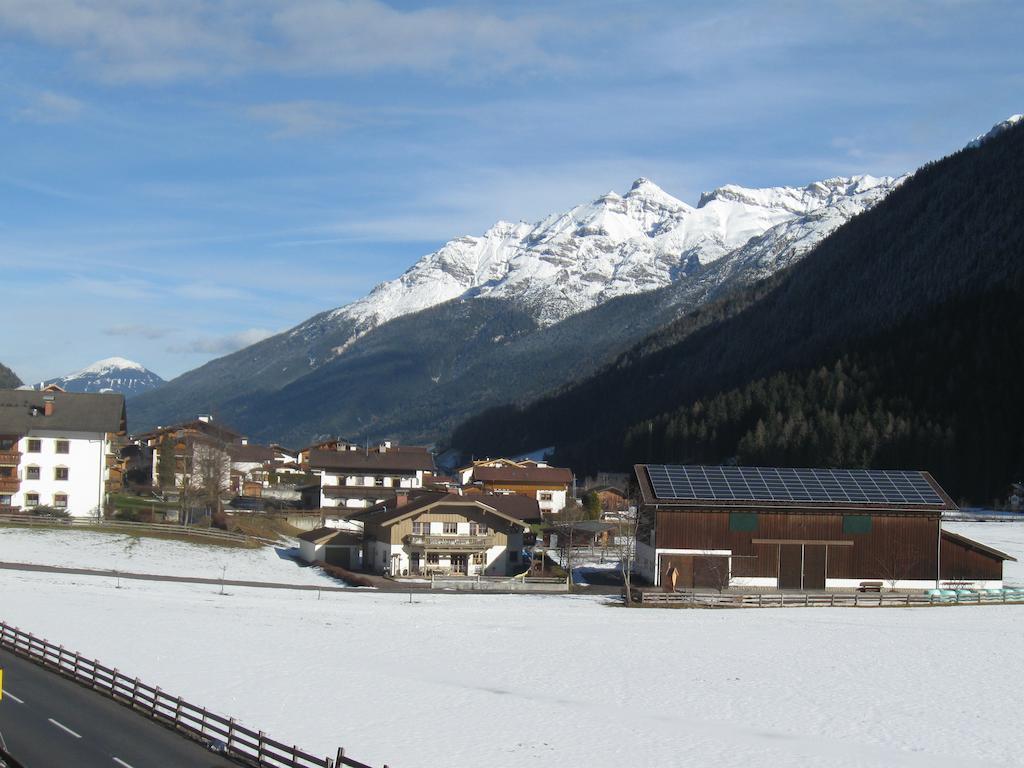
left=1, top=0, right=1021, bottom=384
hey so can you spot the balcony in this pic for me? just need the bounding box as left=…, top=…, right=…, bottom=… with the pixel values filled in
left=0, top=451, right=21, bottom=467
left=404, top=534, right=494, bottom=551
left=0, top=479, right=21, bottom=493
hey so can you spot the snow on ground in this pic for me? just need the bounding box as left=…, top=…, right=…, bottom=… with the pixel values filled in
left=944, top=521, right=1024, bottom=585
left=0, top=527, right=341, bottom=586
left=2, top=567, right=1023, bottom=768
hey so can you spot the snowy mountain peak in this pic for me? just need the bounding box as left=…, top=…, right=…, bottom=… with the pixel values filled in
left=74, top=356, right=148, bottom=376
left=967, top=114, right=1024, bottom=149
left=38, top=357, right=165, bottom=398
left=313, top=173, right=901, bottom=361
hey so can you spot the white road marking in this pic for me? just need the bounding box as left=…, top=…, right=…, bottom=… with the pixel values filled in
left=113, top=758, right=135, bottom=768
left=2, top=691, right=24, bottom=704
left=48, top=718, right=82, bottom=738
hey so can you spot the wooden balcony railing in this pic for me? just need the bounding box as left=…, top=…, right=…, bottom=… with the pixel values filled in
left=403, top=533, right=494, bottom=550
left=0, top=451, right=21, bottom=466
left=0, top=479, right=20, bottom=493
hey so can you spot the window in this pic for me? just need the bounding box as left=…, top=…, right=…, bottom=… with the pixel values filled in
left=729, top=512, right=758, bottom=532
left=843, top=515, right=872, bottom=534
left=469, top=522, right=479, bottom=535
left=55, top=467, right=69, bottom=481
left=443, top=522, right=458, bottom=534
left=26, top=466, right=40, bottom=480
left=27, top=439, right=41, bottom=453
left=55, top=440, right=70, bottom=454
left=25, top=493, right=39, bottom=507
left=478, top=524, right=489, bottom=535
left=0, top=438, right=15, bottom=451
left=53, top=494, right=68, bottom=509
left=0, top=494, right=12, bottom=506
left=374, top=476, right=385, bottom=487
left=539, top=492, right=553, bottom=502
left=472, top=552, right=486, bottom=565
left=0, top=467, right=11, bottom=478
left=412, top=521, right=427, bottom=535
left=426, top=553, right=439, bottom=565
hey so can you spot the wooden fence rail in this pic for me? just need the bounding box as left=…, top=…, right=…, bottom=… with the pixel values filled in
left=0, top=621, right=382, bottom=768
left=632, top=589, right=1024, bottom=608
left=0, top=515, right=277, bottom=546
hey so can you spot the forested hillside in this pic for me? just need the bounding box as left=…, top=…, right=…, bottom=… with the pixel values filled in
left=450, top=121, right=1024, bottom=503
left=0, top=362, right=21, bottom=389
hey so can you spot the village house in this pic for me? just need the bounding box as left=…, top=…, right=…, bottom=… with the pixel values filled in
left=458, top=458, right=573, bottom=517
left=350, top=490, right=538, bottom=577
left=0, top=388, right=126, bottom=517
left=296, top=526, right=364, bottom=569
left=634, top=464, right=1015, bottom=591
left=308, top=441, right=435, bottom=510
left=137, top=415, right=244, bottom=491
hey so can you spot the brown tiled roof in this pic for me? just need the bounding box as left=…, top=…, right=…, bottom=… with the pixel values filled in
left=472, top=465, right=573, bottom=485
left=352, top=491, right=540, bottom=527
left=309, top=448, right=435, bottom=473
left=0, top=390, right=125, bottom=434
left=229, top=444, right=276, bottom=463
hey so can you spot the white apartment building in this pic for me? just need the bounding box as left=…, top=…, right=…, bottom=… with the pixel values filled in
left=309, top=442, right=435, bottom=510
left=0, top=389, right=126, bottom=518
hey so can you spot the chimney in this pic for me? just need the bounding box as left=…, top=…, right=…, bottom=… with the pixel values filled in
left=43, top=394, right=55, bottom=417
left=395, top=491, right=409, bottom=508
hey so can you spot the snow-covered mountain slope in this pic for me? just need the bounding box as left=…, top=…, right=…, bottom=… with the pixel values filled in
left=306, top=174, right=900, bottom=358
left=966, top=114, right=1023, bottom=149
left=39, top=357, right=165, bottom=397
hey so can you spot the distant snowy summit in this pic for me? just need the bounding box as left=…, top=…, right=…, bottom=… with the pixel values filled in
left=36, top=357, right=165, bottom=397
left=297, top=173, right=901, bottom=359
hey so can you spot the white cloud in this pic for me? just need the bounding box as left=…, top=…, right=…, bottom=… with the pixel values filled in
left=168, top=328, right=275, bottom=355
left=15, top=90, right=84, bottom=123
left=103, top=324, right=168, bottom=340
left=0, top=0, right=561, bottom=83
left=246, top=101, right=345, bottom=137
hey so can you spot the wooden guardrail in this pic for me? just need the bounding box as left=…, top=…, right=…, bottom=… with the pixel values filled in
left=632, top=589, right=1024, bottom=607
left=0, top=621, right=384, bottom=768
left=0, top=515, right=277, bottom=546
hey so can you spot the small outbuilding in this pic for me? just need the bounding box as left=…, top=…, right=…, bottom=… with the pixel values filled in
left=296, top=527, right=364, bottom=570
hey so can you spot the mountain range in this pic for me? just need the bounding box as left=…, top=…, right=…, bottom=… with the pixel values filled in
left=36, top=357, right=165, bottom=397
left=128, top=172, right=902, bottom=444
left=451, top=117, right=1024, bottom=503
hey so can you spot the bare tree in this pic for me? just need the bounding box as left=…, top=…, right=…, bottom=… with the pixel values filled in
left=618, top=508, right=641, bottom=605
left=874, top=545, right=922, bottom=591
left=192, top=437, right=231, bottom=521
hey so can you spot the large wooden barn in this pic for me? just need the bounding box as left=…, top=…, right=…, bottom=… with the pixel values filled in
left=634, top=464, right=1014, bottom=590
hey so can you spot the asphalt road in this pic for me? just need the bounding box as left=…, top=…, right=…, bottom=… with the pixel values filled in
left=0, top=649, right=237, bottom=768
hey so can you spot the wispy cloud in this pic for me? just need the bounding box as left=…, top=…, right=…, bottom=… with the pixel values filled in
left=168, top=328, right=276, bottom=355
left=15, top=90, right=84, bottom=123
left=246, top=100, right=346, bottom=137
left=103, top=324, right=168, bottom=340
left=0, top=0, right=563, bottom=84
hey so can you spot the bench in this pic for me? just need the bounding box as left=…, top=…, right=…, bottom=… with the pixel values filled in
left=858, top=581, right=883, bottom=592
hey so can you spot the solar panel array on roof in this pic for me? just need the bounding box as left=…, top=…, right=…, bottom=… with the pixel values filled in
left=645, top=465, right=945, bottom=506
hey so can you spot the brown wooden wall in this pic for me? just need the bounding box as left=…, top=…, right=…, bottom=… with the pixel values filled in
left=655, top=508, right=941, bottom=581
left=940, top=535, right=1003, bottom=581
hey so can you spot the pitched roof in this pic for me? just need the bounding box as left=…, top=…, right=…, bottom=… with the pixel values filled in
left=353, top=492, right=537, bottom=528
left=634, top=464, right=957, bottom=513
left=472, top=465, right=573, bottom=485
left=942, top=529, right=1017, bottom=561
left=309, top=448, right=434, bottom=473
left=296, top=527, right=363, bottom=545
left=228, top=444, right=276, bottom=463
left=0, top=389, right=125, bottom=435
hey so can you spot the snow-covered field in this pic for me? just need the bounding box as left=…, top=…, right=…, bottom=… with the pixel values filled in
left=0, top=524, right=1022, bottom=767
left=0, top=526, right=340, bottom=586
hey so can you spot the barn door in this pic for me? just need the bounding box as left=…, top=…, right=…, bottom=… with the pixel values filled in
left=803, top=545, right=826, bottom=590
left=693, top=556, right=730, bottom=589
left=779, top=545, right=802, bottom=589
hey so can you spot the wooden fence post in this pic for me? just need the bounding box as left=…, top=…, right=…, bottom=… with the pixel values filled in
left=258, top=731, right=265, bottom=761
left=337, top=747, right=345, bottom=766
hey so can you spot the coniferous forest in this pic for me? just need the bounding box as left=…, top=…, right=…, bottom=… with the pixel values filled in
left=450, top=122, right=1024, bottom=504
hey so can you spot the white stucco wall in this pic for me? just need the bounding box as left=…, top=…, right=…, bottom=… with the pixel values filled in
left=11, top=430, right=108, bottom=518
